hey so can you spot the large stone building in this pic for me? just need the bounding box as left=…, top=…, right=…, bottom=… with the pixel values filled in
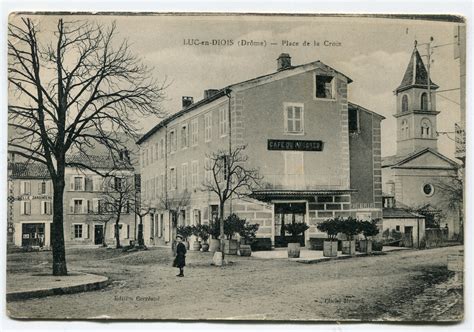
left=8, top=154, right=137, bottom=249
left=381, top=44, right=460, bottom=240
left=137, top=53, right=385, bottom=248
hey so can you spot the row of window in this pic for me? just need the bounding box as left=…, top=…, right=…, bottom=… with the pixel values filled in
left=19, top=201, right=52, bottom=215
left=68, top=198, right=131, bottom=214
left=72, top=223, right=130, bottom=239
left=401, top=92, right=430, bottom=113
left=143, top=159, right=213, bottom=200
left=19, top=180, right=51, bottom=195
left=400, top=118, right=432, bottom=140
left=142, top=107, right=229, bottom=168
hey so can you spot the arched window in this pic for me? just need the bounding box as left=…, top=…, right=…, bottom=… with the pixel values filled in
left=421, top=92, right=428, bottom=111
left=421, top=118, right=431, bottom=138
left=401, top=119, right=409, bottom=139
left=402, top=95, right=408, bottom=112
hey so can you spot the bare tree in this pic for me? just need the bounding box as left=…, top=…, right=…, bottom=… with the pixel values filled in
left=8, top=18, right=166, bottom=275
left=101, top=174, right=135, bottom=248
left=202, top=145, right=262, bottom=255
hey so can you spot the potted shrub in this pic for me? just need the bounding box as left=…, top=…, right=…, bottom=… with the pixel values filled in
left=283, top=222, right=309, bottom=258
left=359, top=219, right=380, bottom=254
left=176, top=225, right=193, bottom=249
left=340, top=217, right=361, bottom=255
left=190, top=225, right=202, bottom=251
left=238, top=222, right=259, bottom=257
left=198, top=224, right=211, bottom=252
left=317, top=217, right=341, bottom=257
left=209, top=218, right=221, bottom=252
left=223, top=214, right=246, bottom=255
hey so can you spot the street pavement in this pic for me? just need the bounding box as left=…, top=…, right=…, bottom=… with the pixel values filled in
left=6, top=245, right=463, bottom=321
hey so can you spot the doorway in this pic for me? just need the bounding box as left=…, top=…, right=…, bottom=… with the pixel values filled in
left=21, top=223, right=45, bottom=247
left=274, top=202, right=306, bottom=247
left=94, top=225, right=104, bottom=245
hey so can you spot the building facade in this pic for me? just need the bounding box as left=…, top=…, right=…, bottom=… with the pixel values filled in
left=381, top=44, right=460, bottom=240
left=8, top=156, right=137, bottom=249
left=138, top=53, right=384, bottom=247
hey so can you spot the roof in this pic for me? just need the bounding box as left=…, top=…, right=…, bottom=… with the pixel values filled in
left=381, top=148, right=459, bottom=168
left=383, top=208, right=424, bottom=219
left=137, top=58, right=353, bottom=145
left=396, top=45, right=439, bottom=93
left=348, top=102, right=385, bottom=120
left=9, top=154, right=133, bottom=179
left=66, top=154, right=134, bottom=171
left=9, top=162, right=50, bottom=179
left=250, top=189, right=356, bottom=201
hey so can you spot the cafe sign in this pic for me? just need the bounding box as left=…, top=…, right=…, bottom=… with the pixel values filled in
left=267, top=139, right=324, bottom=152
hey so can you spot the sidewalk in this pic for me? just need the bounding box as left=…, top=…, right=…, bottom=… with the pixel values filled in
left=251, top=246, right=411, bottom=263
left=7, top=272, right=109, bottom=301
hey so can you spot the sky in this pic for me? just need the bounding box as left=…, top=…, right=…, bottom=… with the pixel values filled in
left=11, top=14, right=464, bottom=159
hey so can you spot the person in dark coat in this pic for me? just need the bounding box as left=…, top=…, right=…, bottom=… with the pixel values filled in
left=173, top=235, right=186, bottom=277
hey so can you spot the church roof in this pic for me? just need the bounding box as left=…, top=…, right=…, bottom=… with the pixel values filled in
left=381, top=147, right=459, bottom=168
left=396, top=45, right=439, bottom=93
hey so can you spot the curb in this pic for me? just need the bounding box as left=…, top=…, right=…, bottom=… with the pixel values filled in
left=7, top=274, right=109, bottom=301
left=293, top=251, right=387, bottom=264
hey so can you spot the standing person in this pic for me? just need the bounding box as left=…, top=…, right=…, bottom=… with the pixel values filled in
left=173, top=235, right=186, bottom=277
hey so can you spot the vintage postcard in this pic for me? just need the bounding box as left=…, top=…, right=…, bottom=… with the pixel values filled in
left=6, top=13, right=465, bottom=321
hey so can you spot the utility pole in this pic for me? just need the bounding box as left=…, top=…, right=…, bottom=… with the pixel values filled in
left=426, top=36, right=434, bottom=111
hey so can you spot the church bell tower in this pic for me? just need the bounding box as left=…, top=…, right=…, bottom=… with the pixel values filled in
left=395, top=41, right=440, bottom=156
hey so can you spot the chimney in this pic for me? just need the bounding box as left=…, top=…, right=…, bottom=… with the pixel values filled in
left=277, top=53, right=292, bottom=71
left=182, top=96, right=194, bottom=108
left=204, top=89, right=220, bottom=99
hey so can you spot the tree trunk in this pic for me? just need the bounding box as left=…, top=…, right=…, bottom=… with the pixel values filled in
left=115, top=215, right=121, bottom=249
left=219, top=202, right=225, bottom=257
left=137, top=215, right=144, bottom=246
left=52, top=179, right=68, bottom=276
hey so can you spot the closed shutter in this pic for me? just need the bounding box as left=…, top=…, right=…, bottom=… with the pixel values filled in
left=38, top=182, right=42, bottom=194
left=41, top=201, right=45, bottom=215
left=85, top=177, right=93, bottom=191
left=92, top=199, right=99, bottom=213
left=69, top=199, right=74, bottom=213
left=47, top=201, right=52, bottom=215
left=127, top=225, right=130, bottom=239
left=26, top=201, right=31, bottom=215
left=82, top=200, right=88, bottom=214
left=48, top=181, right=53, bottom=195
left=20, top=201, right=25, bottom=215
left=84, top=224, right=89, bottom=239
left=70, top=224, right=75, bottom=239
left=93, top=176, right=101, bottom=192
left=69, top=176, right=74, bottom=191
left=87, top=200, right=92, bottom=213
left=26, top=181, right=31, bottom=194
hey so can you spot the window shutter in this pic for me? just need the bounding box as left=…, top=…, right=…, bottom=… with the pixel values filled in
left=69, top=199, right=74, bottom=213
left=87, top=200, right=91, bottom=214
left=69, top=176, right=74, bottom=191
left=47, top=202, right=52, bottom=215
left=84, top=224, right=89, bottom=239
left=85, top=177, right=93, bottom=192
left=20, top=202, right=25, bottom=215
left=70, top=224, right=75, bottom=239
left=26, top=201, right=31, bottom=215
left=47, top=181, right=52, bottom=195
left=82, top=200, right=88, bottom=214
left=26, top=181, right=31, bottom=194
left=127, top=225, right=130, bottom=239
left=38, top=182, right=42, bottom=194
left=41, top=201, right=45, bottom=215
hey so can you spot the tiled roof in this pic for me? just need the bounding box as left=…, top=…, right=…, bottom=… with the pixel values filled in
left=137, top=59, right=352, bottom=145
left=9, top=162, right=50, bottom=179
left=66, top=154, right=134, bottom=171
left=348, top=102, right=385, bottom=120
left=383, top=208, right=424, bottom=219
left=396, top=46, right=439, bottom=93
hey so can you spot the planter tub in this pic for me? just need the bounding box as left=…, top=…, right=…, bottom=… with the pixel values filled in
left=238, top=244, right=252, bottom=257
left=209, top=239, right=221, bottom=252
left=223, top=239, right=239, bottom=255
left=287, top=242, right=301, bottom=258
left=192, top=241, right=201, bottom=251
left=359, top=240, right=372, bottom=254
left=341, top=240, right=356, bottom=255
left=201, top=243, right=209, bottom=252
left=323, top=240, right=338, bottom=257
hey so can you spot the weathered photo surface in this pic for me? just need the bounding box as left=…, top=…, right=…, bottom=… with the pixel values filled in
left=6, top=13, right=465, bottom=321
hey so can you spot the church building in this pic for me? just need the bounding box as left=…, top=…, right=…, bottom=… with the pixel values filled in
left=381, top=43, right=461, bottom=240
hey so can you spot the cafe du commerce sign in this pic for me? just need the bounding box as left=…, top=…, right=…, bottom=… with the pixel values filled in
left=267, top=139, right=324, bottom=151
